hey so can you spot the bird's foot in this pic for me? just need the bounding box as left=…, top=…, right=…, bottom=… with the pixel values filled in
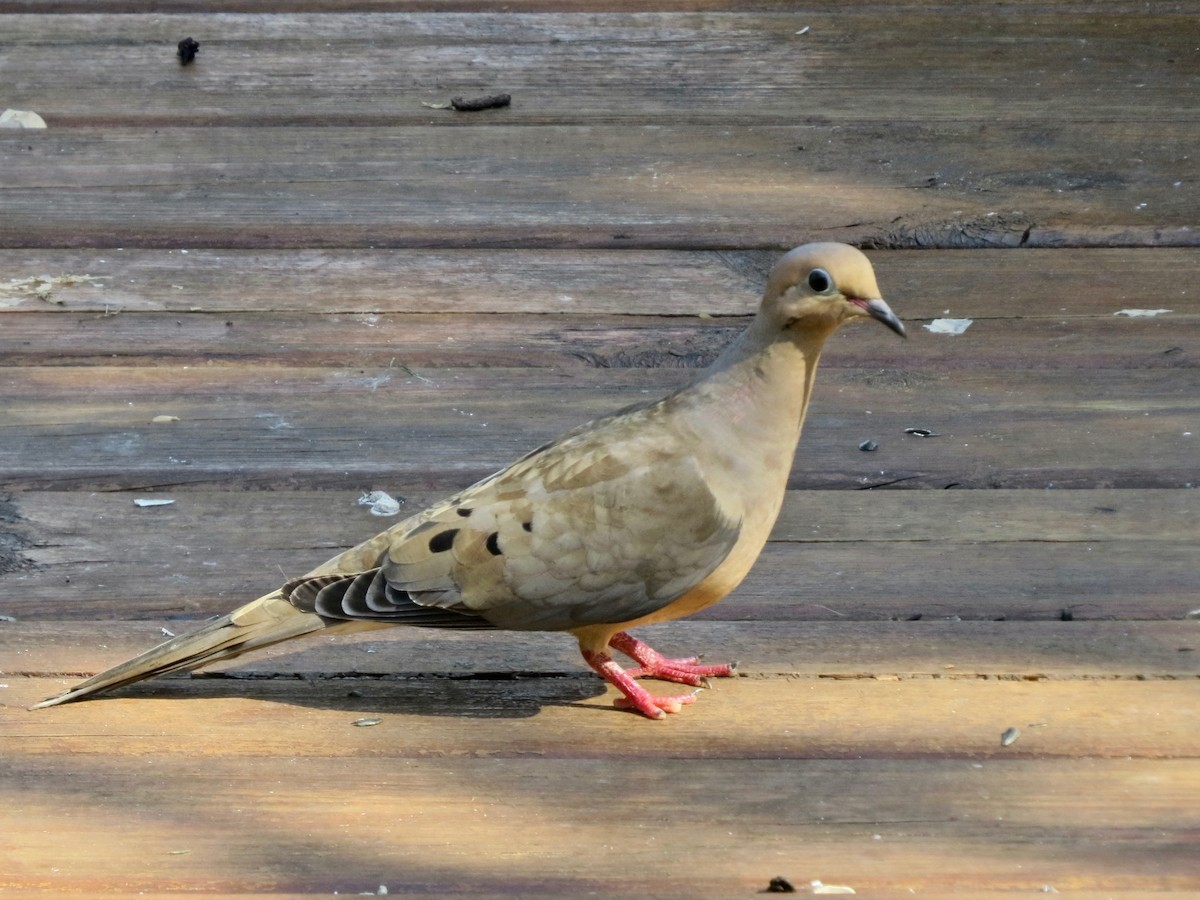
left=609, top=631, right=737, bottom=687
left=580, top=649, right=701, bottom=720
left=613, top=690, right=699, bottom=717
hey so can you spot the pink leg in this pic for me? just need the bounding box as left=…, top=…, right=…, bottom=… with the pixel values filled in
left=609, top=631, right=737, bottom=686
left=580, top=649, right=700, bottom=720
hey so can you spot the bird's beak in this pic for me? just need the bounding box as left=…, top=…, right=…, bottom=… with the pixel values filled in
left=854, top=297, right=906, bottom=338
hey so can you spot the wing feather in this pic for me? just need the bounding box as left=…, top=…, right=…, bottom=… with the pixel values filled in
left=283, top=398, right=742, bottom=633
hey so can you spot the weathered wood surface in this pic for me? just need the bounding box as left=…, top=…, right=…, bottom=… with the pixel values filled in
left=4, top=248, right=1195, bottom=497
left=9, top=618, right=1200, bottom=679
left=8, top=677, right=1200, bottom=760
left=3, top=8, right=1196, bottom=126
left=1, top=0, right=1198, bottom=896
left=4, top=674, right=1200, bottom=896
left=2, top=247, right=1197, bottom=317
left=0, top=6, right=1195, bottom=130
left=0, top=8, right=1197, bottom=248
left=4, top=490, right=1200, bottom=621
left=3, top=123, right=1195, bottom=249
left=3, top=365, right=1197, bottom=491
left=1, top=8, right=1195, bottom=129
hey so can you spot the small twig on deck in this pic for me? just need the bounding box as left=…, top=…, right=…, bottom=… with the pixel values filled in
left=451, top=93, right=512, bottom=112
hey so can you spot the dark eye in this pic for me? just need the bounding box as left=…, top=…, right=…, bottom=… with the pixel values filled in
left=807, top=268, right=833, bottom=293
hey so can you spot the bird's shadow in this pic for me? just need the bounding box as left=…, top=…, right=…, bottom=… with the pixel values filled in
left=99, top=669, right=611, bottom=719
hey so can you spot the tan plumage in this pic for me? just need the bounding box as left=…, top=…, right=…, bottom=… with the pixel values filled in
left=33, top=243, right=904, bottom=719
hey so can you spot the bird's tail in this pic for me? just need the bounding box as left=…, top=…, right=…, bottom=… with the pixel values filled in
left=31, top=591, right=334, bottom=710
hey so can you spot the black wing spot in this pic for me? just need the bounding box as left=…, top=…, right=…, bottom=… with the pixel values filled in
left=428, top=529, right=459, bottom=553
left=456, top=507, right=473, bottom=518
left=485, top=532, right=502, bottom=556
left=521, top=521, right=533, bottom=532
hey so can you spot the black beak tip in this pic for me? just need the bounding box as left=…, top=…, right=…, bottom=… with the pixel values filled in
left=865, top=298, right=906, bottom=338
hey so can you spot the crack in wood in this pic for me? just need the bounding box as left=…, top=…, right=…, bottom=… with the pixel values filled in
left=0, top=495, right=38, bottom=576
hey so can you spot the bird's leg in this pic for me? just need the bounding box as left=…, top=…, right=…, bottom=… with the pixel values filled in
left=579, top=649, right=699, bottom=720
left=609, top=631, right=737, bottom=686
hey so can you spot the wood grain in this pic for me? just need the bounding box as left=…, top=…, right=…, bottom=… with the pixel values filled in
left=3, top=747, right=1197, bottom=896
left=3, top=122, right=1195, bottom=249
left=2, top=248, right=1197, bottom=317
left=7, top=677, right=1200, bottom=760
left=3, top=490, right=1197, bottom=621
left=2, top=1, right=1197, bottom=895
left=3, top=363, right=1197, bottom=491
left=4, top=677, right=1198, bottom=894
left=7, top=619, right=1199, bottom=680
left=1, top=5, right=1195, bottom=250
left=0, top=9, right=1193, bottom=126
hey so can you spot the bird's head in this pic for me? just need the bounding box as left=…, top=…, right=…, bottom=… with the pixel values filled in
left=761, top=242, right=905, bottom=340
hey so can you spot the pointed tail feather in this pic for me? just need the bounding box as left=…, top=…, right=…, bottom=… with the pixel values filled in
left=31, top=591, right=330, bottom=709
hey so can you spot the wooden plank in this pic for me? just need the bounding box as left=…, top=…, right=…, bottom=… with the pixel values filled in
left=2, top=0, right=1193, bottom=11
left=0, top=0, right=750, bottom=10
left=0, top=1, right=844, bottom=11
left=0, top=311, right=747, bottom=369
left=0, top=248, right=761, bottom=316
left=3, top=491, right=1197, bottom=621
left=7, top=533, right=1195, bottom=621
left=771, top=489, right=1200, bottom=543
left=4, top=310, right=1197, bottom=370
left=0, top=4, right=1194, bottom=250
left=0, top=9, right=1194, bottom=126
left=2, top=744, right=1197, bottom=895
left=1, top=123, right=1195, bottom=249
left=1, top=3, right=1196, bottom=897
left=5, top=619, right=1198, bottom=679
left=2, top=248, right=1197, bottom=318
left=9, top=487, right=1198, bottom=550
left=729, top=541, right=1199, bottom=622
left=8, top=669, right=1200, bottom=900
left=2, top=364, right=1197, bottom=490
left=7, top=677, right=1200, bottom=758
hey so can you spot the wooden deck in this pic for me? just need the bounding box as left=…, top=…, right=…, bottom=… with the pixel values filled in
left=1, top=1, right=1198, bottom=896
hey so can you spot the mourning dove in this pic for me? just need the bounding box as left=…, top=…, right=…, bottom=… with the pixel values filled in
left=33, top=243, right=904, bottom=719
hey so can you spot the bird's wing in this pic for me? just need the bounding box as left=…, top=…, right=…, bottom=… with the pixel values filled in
left=285, top=399, right=743, bottom=632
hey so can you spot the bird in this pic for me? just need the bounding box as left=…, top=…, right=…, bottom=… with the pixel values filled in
left=33, top=243, right=904, bottom=719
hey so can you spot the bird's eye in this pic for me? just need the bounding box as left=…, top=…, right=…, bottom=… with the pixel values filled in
left=807, top=268, right=833, bottom=293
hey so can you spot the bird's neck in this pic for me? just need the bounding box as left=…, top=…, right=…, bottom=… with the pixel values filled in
left=670, top=319, right=831, bottom=518
left=700, top=318, right=829, bottom=439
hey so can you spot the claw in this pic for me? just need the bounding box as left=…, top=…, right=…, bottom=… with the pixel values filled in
left=613, top=691, right=697, bottom=717
left=581, top=649, right=709, bottom=719
left=577, top=633, right=738, bottom=719
left=579, top=633, right=737, bottom=719
left=609, top=631, right=737, bottom=684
